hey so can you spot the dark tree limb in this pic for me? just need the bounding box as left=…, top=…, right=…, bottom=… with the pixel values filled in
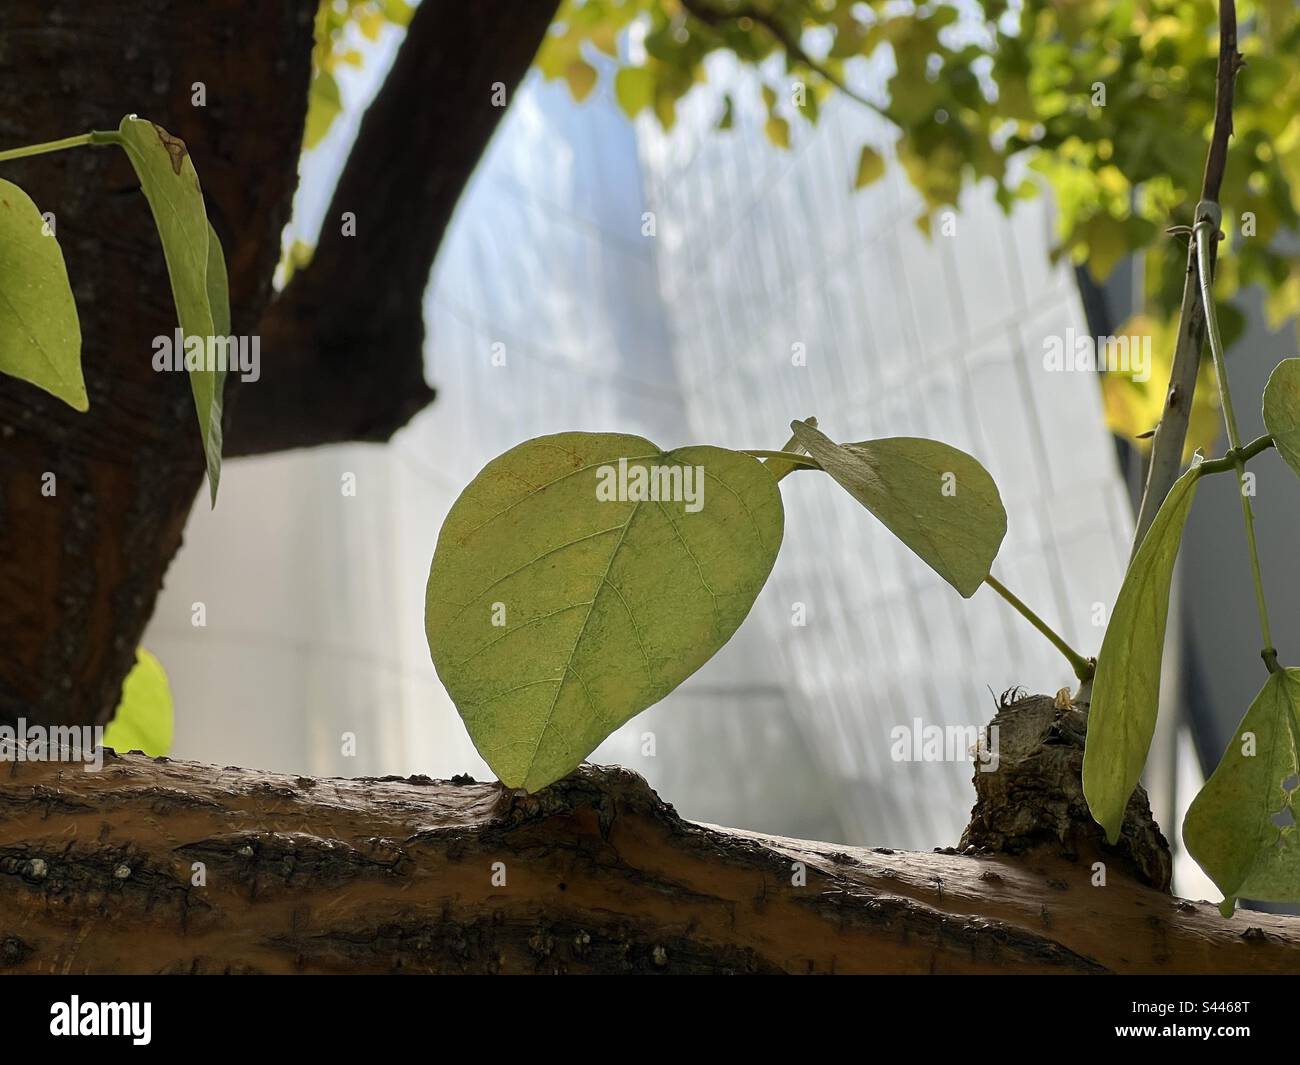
left=225, top=0, right=562, bottom=457
left=0, top=0, right=318, bottom=729
left=1130, top=0, right=1241, bottom=552
left=1, top=695, right=1296, bottom=974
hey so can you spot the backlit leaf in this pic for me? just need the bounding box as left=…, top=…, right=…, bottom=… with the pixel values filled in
left=104, top=648, right=174, bottom=757
left=1184, top=669, right=1300, bottom=916
left=789, top=420, right=1006, bottom=597
left=1263, top=358, right=1300, bottom=479
left=0, top=178, right=85, bottom=410
left=426, top=432, right=784, bottom=792
left=1083, top=462, right=1201, bottom=843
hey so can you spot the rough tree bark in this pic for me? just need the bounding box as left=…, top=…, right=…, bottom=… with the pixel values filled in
left=2, top=695, right=1296, bottom=974
left=0, top=1, right=560, bottom=730
left=0, top=0, right=318, bottom=730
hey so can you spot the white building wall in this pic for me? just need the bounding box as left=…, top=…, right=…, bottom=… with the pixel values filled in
left=145, top=54, right=1132, bottom=851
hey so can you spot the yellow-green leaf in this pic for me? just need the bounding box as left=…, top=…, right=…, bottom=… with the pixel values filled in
left=116, top=116, right=223, bottom=505
left=1184, top=669, right=1300, bottom=916
left=789, top=420, right=1007, bottom=598
left=0, top=178, right=85, bottom=410
left=565, top=59, right=598, bottom=102
left=854, top=145, right=886, bottom=189
left=765, top=116, right=791, bottom=149
left=304, top=70, right=342, bottom=149
left=717, top=94, right=735, bottom=130
left=426, top=432, right=784, bottom=792
left=614, top=66, right=656, bottom=117
left=104, top=648, right=174, bottom=757
left=1083, top=462, right=1201, bottom=843
left=1263, top=358, right=1300, bottom=478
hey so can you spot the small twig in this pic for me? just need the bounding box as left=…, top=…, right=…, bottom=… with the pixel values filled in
left=678, top=0, right=895, bottom=124
left=1130, top=0, right=1241, bottom=555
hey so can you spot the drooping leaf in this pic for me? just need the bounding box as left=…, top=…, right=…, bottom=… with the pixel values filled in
left=104, top=648, right=174, bottom=757
left=1262, top=358, right=1300, bottom=479
left=1184, top=669, right=1300, bottom=916
left=116, top=116, right=222, bottom=504
left=1083, top=462, right=1202, bottom=843
left=426, top=432, right=784, bottom=792
left=0, top=178, right=85, bottom=410
left=789, top=420, right=1006, bottom=598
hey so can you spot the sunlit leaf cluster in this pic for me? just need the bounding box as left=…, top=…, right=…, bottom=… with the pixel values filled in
left=305, top=0, right=415, bottom=149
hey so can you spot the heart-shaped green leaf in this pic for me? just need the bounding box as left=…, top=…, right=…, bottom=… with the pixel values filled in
left=1263, top=358, right=1300, bottom=478
left=789, top=420, right=1006, bottom=597
left=426, top=432, right=784, bottom=792
left=117, top=115, right=222, bottom=504
left=1083, top=461, right=1202, bottom=843
left=0, top=178, right=85, bottom=410
left=104, top=648, right=174, bottom=757
left=1184, top=668, right=1300, bottom=916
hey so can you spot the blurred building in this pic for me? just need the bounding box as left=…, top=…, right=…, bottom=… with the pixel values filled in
left=145, top=49, right=1140, bottom=858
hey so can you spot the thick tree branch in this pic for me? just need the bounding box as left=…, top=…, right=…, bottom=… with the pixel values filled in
left=2, top=695, right=1295, bottom=974
left=1130, top=0, right=1241, bottom=553
left=225, top=0, right=562, bottom=457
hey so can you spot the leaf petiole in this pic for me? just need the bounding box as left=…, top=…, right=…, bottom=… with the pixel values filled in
left=0, top=130, right=120, bottom=164
left=985, top=574, right=1094, bottom=683
left=743, top=449, right=822, bottom=469
left=1195, top=203, right=1277, bottom=672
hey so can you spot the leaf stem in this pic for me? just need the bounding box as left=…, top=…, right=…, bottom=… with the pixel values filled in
left=0, top=130, right=119, bottom=164
left=984, top=575, right=1094, bottom=682
left=1194, top=433, right=1273, bottom=475
left=1194, top=206, right=1278, bottom=672
left=760, top=415, right=819, bottom=483
left=744, top=449, right=822, bottom=469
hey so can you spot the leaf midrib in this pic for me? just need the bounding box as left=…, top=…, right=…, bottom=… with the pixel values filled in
left=521, top=498, right=645, bottom=787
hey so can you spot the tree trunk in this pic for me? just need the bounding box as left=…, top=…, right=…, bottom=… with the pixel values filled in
left=0, top=0, right=560, bottom=730
left=2, top=696, right=1295, bottom=975
left=0, top=0, right=318, bottom=730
